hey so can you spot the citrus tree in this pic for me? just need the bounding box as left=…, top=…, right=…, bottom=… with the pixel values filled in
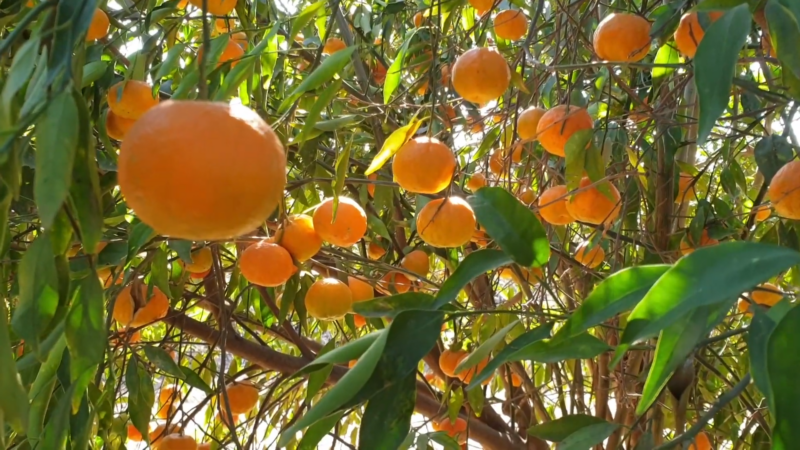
left=2, top=0, right=800, bottom=448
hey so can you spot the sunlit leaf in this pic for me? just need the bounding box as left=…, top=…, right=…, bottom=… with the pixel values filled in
left=365, top=115, right=424, bottom=175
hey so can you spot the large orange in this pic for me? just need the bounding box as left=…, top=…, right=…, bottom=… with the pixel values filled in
left=86, top=9, right=110, bottom=41
left=305, top=278, right=353, bottom=320
left=466, top=173, right=487, bottom=191
left=231, top=32, right=248, bottom=50
left=276, top=214, right=323, bottom=262
left=348, top=276, right=375, bottom=303
left=674, top=12, right=724, bottom=58
left=197, top=39, right=244, bottom=68
left=432, top=417, right=468, bottom=444
left=367, top=241, right=386, bottom=259
left=574, top=242, right=605, bottom=268
left=118, top=101, right=286, bottom=241
left=768, top=160, right=800, bottom=220
left=215, top=18, right=235, bottom=34
left=224, top=381, right=260, bottom=414
left=565, top=177, right=621, bottom=225
left=131, top=288, right=170, bottom=328
left=157, top=434, right=197, bottom=450
left=323, top=37, right=347, bottom=55
left=239, top=241, right=297, bottom=287
left=313, top=197, right=368, bottom=247
left=188, top=0, right=237, bottom=15
left=467, top=0, right=493, bottom=14
left=452, top=47, right=510, bottom=105
left=107, top=80, right=159, bottom=120
left=416, top=197, right=476, bottom=248
left=518, top=188, right=535, bottom=205
left=197, top=444, right=212, bottom=450
left=593, top=13, right=651, bottom=62
left=688, top=431, right=712, bottom=450
left=679, top=229, right=719, bottom=256
left=157, top=386, right=180, bottom=419
left=493, top=10, right=527, bottom=41
left=393, top=137, right=456, bottom=194
left=439, top=349, right=467, bottom=377
left=517, top=107, right=545, bottom=140
left=376, top=271, right=413, bottom=295
left=538, top=185, right=574, bottom=226
left=536, top=105, right=594, bottom=157
left=149, top=424, right=180, bottom=447
left=401, top=250, right=430, bottom=278
left=751, top=283, right=783, bottom=306
left=184, top=247, right=212, bottom=273
left=106, top=110, right=137, bottom=141
left=752, top=204, right=771, bottom=222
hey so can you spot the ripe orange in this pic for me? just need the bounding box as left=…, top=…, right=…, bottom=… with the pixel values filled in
left=574, top=242, right=605, bottom=269
left=305, top=278, right=353, bottom=320
left=367, top=173, right=378, bottom=197
left=538, top=185, right=574, bottom=226
left=107, top=80, right=159, bottom=120
left=239, top=241, right=297, bottom=287
left=467, top=0, right=493, bottom=14
left=348, top=276, right=375, bottom=303
left=471, top=228, right=491, bottom=247
left=456, top=356, right=489, bottom=384
left=197, top=39, right=244, bottom=68
left=312, top=197, right=368, bottom=247
left=184, top=247, right=212, bottom=273
left=752, top=204, right=771, bottom=222
left=224, top=381, right=260, bottom=414
left=231, top=32, right=248, bottom=50
left=149, top=424, right=180, bottom=447
left=377, top=271, right=413, bottom=295
left=413, top=11, right=424, bottom=27
left=674, top=12, right=724, bottom=58
left=432, top=417, right=468, bottom=444
left=440, top=64, right=451, bottom=85
left=98, top=266, right=124, bottom=288
left=189, top=269, right=210, bottom=281
left=417, top=197, right=476, bottom=248
left=593, top=13, right=651, bottom=62
left=118, top=101, right=286, bottom=241
left=518, top=188, right=535, bottom=205
left=500, top=266, right=543, bottom=284
left=401, top=250, right=430, bottom=278
left=157, top=386, right=180, bottom=419
left=393, top=137, right=456, bottom=194
left=127, top=423, right=145, bottom=442
left=352, top=313, right=367, bottom=328
left=517, top=107, right=545, bottom=140
left=113, top=284, right=167, bottom=327
left=323, top=37, right=347, bottom=55
left=751, top=283, right=783, bottom=306
left=452, top=47, right=510, bottom=105
left=768, top=160, right=800, bottom=220
left=106, top=110, right=137, bottom=141
left=493, top=10, right=527, bottom=41
left=198, top=444, right=211, bottom=450
left=510, top=372, right=522, bottom=387
left=439, top=349, right=467, bottom=377
left=86, top=9, right=110, bottom=41
left=489, top=150, right=505, bottom=175
left=679, top=229, right=719, bottom=256
left=157, top=434, right=197, bottom=450
left=565, top=177, right=621, bottom=225
left=188, top=0, right=237, bottom=15
left=178, top=0, right=189, bottom=8
left=372, top=61, right=387, bottom=85
left=367, top=241, right=386, bottom=259
left=676, top=172, right=697, bottom=202
left=536, top=105, right=593, bottom=157
left=277, top=214, right=323, bottom=262
left=466, top=173, right=487, bottom=191
left=215, top=18, right=235, bottom=34
left=688, top=431, right=712, bottom=450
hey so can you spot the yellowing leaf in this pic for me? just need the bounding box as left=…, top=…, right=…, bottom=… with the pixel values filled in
left=364, top=116, right=424, bottom=175
left=510, top=71, right=530, bottom=94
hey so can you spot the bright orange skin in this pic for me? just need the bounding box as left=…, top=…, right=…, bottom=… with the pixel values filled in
left=468, top=0, right=493, bottom=14
left=98, top=266, right=124, bottom=288
left=86, top=9, right=110, bottom=41
left=393, top=137, right=456, bottom=194
left=574, top=243, right=605, bottom=269
left=158, top=434, right=198, bottom=450
left=224, top=381, right=260, bottom=414
left=197, top=40, right=244, bottom=68
left=432, top=417, right=468, bottom=444
left=149, top=424, right=180, bottom=447
left=457, top=356, right=490, bottom=384
left=518, top=188, right=535, bottom=205
left=417, top=197, right=476, bottom=248
left=676, top=172, right=696, bottom=202
left=189, top=269, right=210, bottom=280
left=753, top=204, right=771, bottom=222
left=593, top=13, right=651, bottom=62
left=231, top=32, right=248, bottom=50
left=413, top=12, right=424, bottom=27
left=452, top=48, right=510, bottom=105
left=305, top=278, right=353, bottom=320
left=197, top=444, right=212, bottom=450
left=566, top=177, right=621, bottom=226
left=367, top=173, right=378, bottom=197
left=188, top=0, right=237, bottom=15
left=239, top=241, right=297, bottom=287
left=538, top=185, right=574, bottom=226
left=751, top=283, right=783, bottom=307
left=127, top=423, right=144, bottom=442
left=215, top=18, right=235, bottom=34
left=105, top=110, right=137, bottom=141
left=348, top=276, right=375, bottom=303
left=768, top=160, right=800, bottom=220
left=471, top=228, right=491, bottom=247
left=107, top=80, right=159, bottom=120
left=323, top=37, right=347, bottom=55
left=277, top=214, right=323, bottom=262
left=439, top=349, right=468, bottom=377
left=536, top=105, right=594, bottom=157
left=679, top=229, right=719, bottom=256
left=352, top=313, right=367, bottom=328
left=688, top=431, right=712, bottom=450
left=674, top=12, right=724, bottom=58
left=372, top=61, right=387, bottom=85
left=489, top=151, right=505, bottom=175
left=500, top=266, right=543, bottom=284
left=377, top=271, right=413, bottom=295
left=313, top=197, right=368, bottom=247
left=184, top=247, right=212, bottom=273
left=367, top=241, right=386, bottom=259
left=157, top=386, right=180, bottom=419
left=119, top=101, right=286, bottom=241
left=510, top=372, right=522, bottom=387
left=493, top=10, right=528, bottom=41
left=517, top=107, right=545, bottom=140
left=113, top=284, right=168, bottom=327
left=467, top=173, right=487, bottom=191
left=401, top=250, right=430, bottom=278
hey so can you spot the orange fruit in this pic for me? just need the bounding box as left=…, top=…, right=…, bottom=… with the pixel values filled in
left=493, top=10, right=527, bottom=41
left=432, top=417, right=468, bottom=444
left=215, top=18, right=235, bottom=34
left=452, top=47, right=510, bottom=105
left=149, top=424, right=180, bottom=447
left=86, top=9, right=110, bottom=41
left=118, top=101, right=286, bottom=241
left=489, top=150, right=505, bottom=175
left=113, top=284, right=167, bottom=327
left=536, top=105, right=593, bottom=157
left=367, top=241, right=386, bottom=260
left=106, top=110, right=137, bottom=141
left=768, top=160, right=800, bottom=220
left=518, top=188, right=535, bottom=205
left=189, top=269, right=210, bottom=280
left=401, top=250, right=430, bottom=278
left=178, top=0, right=189, bottom=8
left=312, top=197, right=368, bottom=247
left=467, top=0, right=493, bottom=14
left=157, top=386, right=180, bottom=419
left=198, top=444, right=211, bottom=450
left=574, top=242, right=605, bottom=269
left=306, top=278, right=353, bottom=320
left=676, top=172, right=697, bottom=202
left=157, top=434, right=197, bottom=450
left=231, top=32, right=248, bottom=50
left=500, top=267, right=541, bottom=284
left=593, top=13, right=651, bottom=62
left=517, top=107, right=545, bottom=140
left=538, top=185, right=574, bottom=226
left=107, top=80, right=159, bottom=120
left=417, top=197, right=476, bottom=248
left=688, top=431, right=712, bottom=450
left=184, top=247, right=213, bottom=273
left=188, top=0, right=237, bottom=15
left=98, top=266, right=124, bottom=288
left=679, top=229, right=719, bottom=256
left=239, top=241, right=297, bottom=287
left=352, top=313, right=367, bottom=328
left=510, top=372, right=522, bottom=387
left=130, top=287, right=170, bottom=328
left=367, top=173, right=378, bottom=197
left=224, top=381, right=260, bottom=414
left=372, top=61, right=387, bottom=85
left=439, top=349, right=467, bottom=377
left=393, top=137, right=456, bottom=194
left=456, top=356, right=489, bottom=384
left=674, top=12, right=724, bottom=58
left=753, top=204, right=771, bottom=222
left=440, top=64, right=451, bottom=85
left=197, top=39, right=244, bottom=68
left=466, top=173, right=487, bottom=191
left=277, top=214, right=323, bottom=262
left=322, top=37, right=347, bottom=55
left=471, top=228, right=491, bottom=247
left=751, top=283, right=783, bottom=307
left=348, top=276, right=375, bottom=302
left=376, top=271, right=413, bottom=295
left=413, top=11, right=424, bottom=27
left=127, top=423, right=145, bottom=442
left=565, top=177, right=621, bottom=225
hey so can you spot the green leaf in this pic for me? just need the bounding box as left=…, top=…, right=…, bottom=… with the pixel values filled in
left=278, top=46, right=357, bottom=112
left=384, top=30, right=419, bottom=103
left=180, top=366, right=212, bottom=394
left=168, top=240, right=193, bottom=263
left=653, top=44, right=680, bottom=80
left=0, top=295, right=29, bottom=434
left=528, top=414, right=611, bottom=441
left=455, top=320, right=519, bottom=374
left=314, top=115, right=364, bottom=131
left=155, top=43, right=186, bottom=80
left=467, top=384, right=485, bottom=415
left=291, top=0, right=326, bottom=42
left=68, top=90, right=103, bottom=254
left=1, top=37, right=39, bottom=113
left=297, top=411, right=344, bottom=450
left=296, top=79, right=342, bottom=143
left=214, top=27, right=278, bottom=100
left=294, top=332, right=383, bottom=377
left=41, top=383, right=75, bottom=449
left=694, top=4, right=751, bottom=144
left=27, top=337, right=65, bottom=444
left=434, top=249, right=512, bottom=309
left=468, top=187, right=550, bottom=267
left=126, top=359, right=155, bottom=441
left=127, top=222, right=155, bottom=262
left=353, top=292, right=437, bottom=318
left=365, top=115, right=424, bottom=175
left=358, top=372, right=416, bottom=449
left=307, top=339, right=336, bottom=403
left=511, top=332, right=610, bottom=363
left=564, top=129, right=592, bottom=192
left=766, top=0, right=800, bottom=79
left=767, top=304, right=800, bottom=450
left=65, top=274, right=106, bottom=376
left=35, top=91, right=78, bottom=227
left=12, top=233, right=59, bottom=352
left=557, top=421, right=620, bottom=450
left=468, top=323, right=553, bottom=389
left=649, top=3, right=682, bottom=41
left=746, top=305, right=790, bottom=411
left=554, top=265, right=670, bottom=342
left=143, top=346, right=185, bottom=380
left=332, top=137, right=352, bottom=212
left=754, top=135, right=794, bottom=185
left=151, top=247, right=172, bottom=300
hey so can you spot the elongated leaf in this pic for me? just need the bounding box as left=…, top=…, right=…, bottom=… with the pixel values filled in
left=353, top=292, right=436, bottom=318
left=359, top=372, right=416, bottom=449
left=127, top=222, right=155, bottom=261
left=35, top=91, right=78, bottom=227
left=143, top=346, right=184, bottom=380
left=510, top=332, right=610, bottom=363
left=214, top=26, right=278, bottom=100
left=564, top=129, right=592, bottom=192
left=296, top=79, right=342, bottom=143
left=27, top=337, right=65, bottom=444
left=295, top=332, right=383, bottom=377
left=434, top=249, right=512, bottom=308
left=766, top=0, right=800, bottom=79
left=332, top=137, right=352, bottom=212
left=1, top=37, right=39, bottom=111
left=468, top=323, right=553, bottom=389
left=41, top=383, right=75, bottom=449
left=180, top=366, right=212, bottom=394
left=754, top=132, right=795, bottom=186
left=0, top=295, right=29, bottom=433
left=12, top=233, right=59, bottom=351
left=155, top=43, right=187, bottom=80
left=653, top=44, right=680, bottom=80
left=468, top=187, right=550, bottom=267
left=68, top=90, right=103, bottom=254
left=297, top=411, right=344, bottom=450
left=528, top=414, right=611, bottom=441
left=364, top=115, right=424, bottom=175
left=291, top=1, right=325, bottom=42
left=126, top=359, right=154, bottom=440
left=278, top=47, right=357, bottom=112
left=557, top=421, right=620, bottom=450
left=384, top=30, right=419, bottom=103
left=695, top=4, right=751, bottom=144
left=746, top=303, right=790, bottom=411
left=455, top=320, right=519, bottom=374
left=65, top=274, right=106, bottom=376
left=767, top=304, right=800, bottom=450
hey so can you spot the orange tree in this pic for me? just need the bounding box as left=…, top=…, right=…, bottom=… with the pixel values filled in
left=2, top=0, right=800, bottom=448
